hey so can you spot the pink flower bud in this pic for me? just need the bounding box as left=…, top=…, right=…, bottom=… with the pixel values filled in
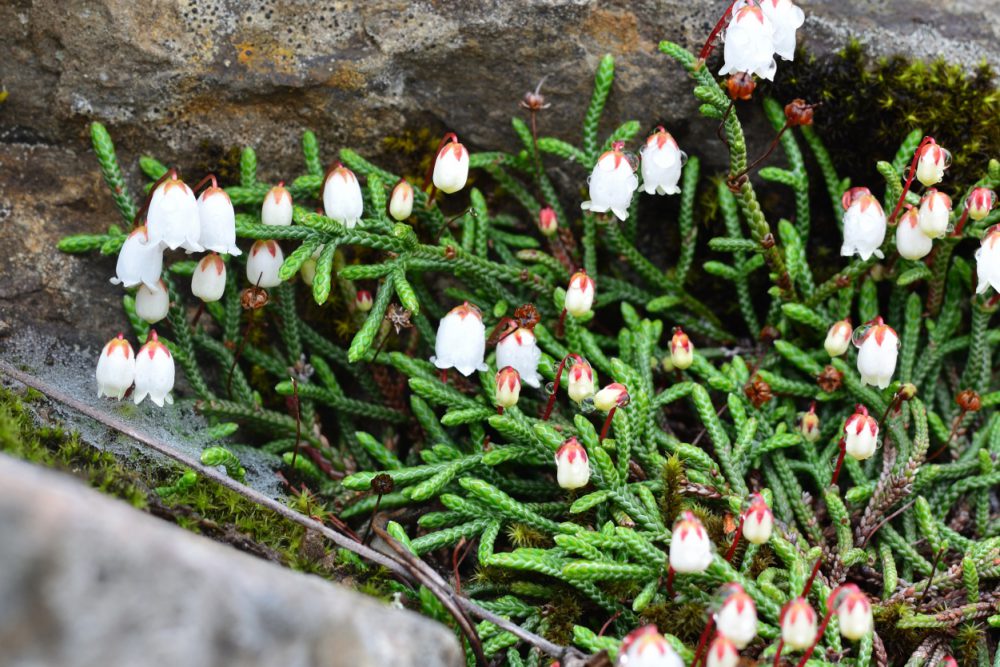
left=134, top=330, right=175, bottom=407
left=895, top=208, right=933, bottom=260
left=567, top=359, right=595, bottom=404
left=355, top=290, right=373, bottom=312
left=197, top=186, right=241, bottom=256
left=640, top=128, right=685, bottom=196
left=389, top=180, right=414, bottom=221
left=581, top=143, right=638, bottom=222
left=192, top=253, right=226, bottom=302
left=111, top=226, right=164, bottom=290
left=262, top=183, right=293, bottom=226
left=96, top=333, right=135, bottom=401
left=975, top=225, right=1000, bottom=295
left=780, top=597, right=817, bottom=650
left=800, top=404, right=820, bottom=442
left=432, top=135, right=469, bottom=194
left=841, top=190, right=886, bottom=261
left=495, top=366, right=521, bottom=409
left=716, top=583, right=758, bottom=648
left=824, top=318, right=852, bottom=357
left=323, top=165, right=364, bottom=228
left=147, top=174, right=202, bottom=252
left=967, top=187, right=996, bottom=222
left=538, top=207, right=558, bottom=237
left=917, top=189, right=952, bottom=239
left=554, top=437, right=589, bottom=490
left=741, top=494, right=773, bottom=546
left=246, top=240, right=284, bottom=288
left=619, top=626, right=684, bottom=667
left=844, top=404, right=878, bottom=461
left=565, top=271, right=595, bottom=317
left=854, top=317, right=898, bottom=389
left=915, top=142, right=950, bottom=187
left=593, top=382, right=629, bottom=413
left=669, top=511, right=713, bottom=574
left=670, top=327, right=694, bottom=370
left=431, top=302, right=487, bottom=377
left=496, top=327, right=541, bottom=388
left=705, top=635, right=739, bottom=667
left=832, top=584, right=872, bottom=640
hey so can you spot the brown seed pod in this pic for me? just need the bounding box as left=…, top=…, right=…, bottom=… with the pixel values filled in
left=817, top=365, right=844, bottom=393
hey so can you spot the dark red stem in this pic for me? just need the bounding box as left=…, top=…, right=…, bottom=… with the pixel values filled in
left=666, top=566, right=676, bottom=598
left=951, top=203, right=971, bottom=237
left=795, top=608, right=835, bottom=667
left=192, top=173, right=218, bottom=194
left=541, top=353, right=580, bottom=421
left=691, top=618, right=716, bottom=667
left=724, top=515, right=746, bottom=562
left=556, top=307, right=568, bottom=338
left=697, top=0, right=741, bottom=63
left=191, top=302, right=205, bottom=328
left=773, top=639, right=785, bottom=667
left=439, top=368, right=449, bottom=384
left=830, top=439, right=846, bottom=486
left=802, top=557, right=823, bottom=597
left=887, top=136, right=935, bottom=225
left=599, top=405, right=618, bottom=443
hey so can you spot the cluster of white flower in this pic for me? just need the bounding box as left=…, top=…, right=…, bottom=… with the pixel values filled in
left=95, top=331, right=175, bottom=407
left=825, top=316, right=899, bottom=389
left=719, top=0, right=805, bottom=82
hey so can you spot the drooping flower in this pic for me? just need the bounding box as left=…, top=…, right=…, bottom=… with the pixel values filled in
left=567, top=359, right=596, bottom=404
left=565, top=271, right=596, bottom=317
left=854, top=317, right=898, bottom=389
left=495, top=366, right=521, bottom=410
left=780, top=598, right=817, bottom=651
left=246, top=240, right=284, bottom=288
left=261, top=183, right=293, bottom=226
left=192, top=253, right=227, bottom=302
left=323, top=164, right=364, bottom=228
left=844, top=405, right=878, bottom=461
left=135, top=279, right=170, bottom=324
left=146, top=174, right=202, bottom=252
left=967, top=187, right=996, bottom=222
left=355, top=290, right=373, bottom=312
left=824, top=319, right=852, bottom=357
left=96, top=333, right=135, bottom=401
left=618, top=626, right=684, bottom=667
left=841, top=187, right=886, bottom=260
left=111, top=226, right=164, bottom=290
left=669, top=511, right=713, bottom=574
left=581, top=142, right=638, bottom=222
left=554, top=437, right=590, bottom=490
left=719, top=5, right=777, bottom=81
left=917, top=189, right=952, bottom=239
left=389, top=179, right=414, bottom=221
left=431, top=302, right=488, bottom=377
left=593, top=382, right=629, bottom=413
left=432, top=134, right=470, bottom=194
left=716, top=583, right=758, bottom=649
left=705, top=635, right=740, bottom=667
left=670, top=327, right=694, bottom=370
left=895, top=208, right=933, bottom=260
left=800, top=404, right=820, bottom=442
left=197, top=185, right=241, bottom=255
left=640, top=128, right=686, bottom=196
left=759, top=0, right=805, bottom=61
left=832, top=584, right=873, bottom=640
left=915, top=142, right=951, bottom=187
left=134, top=330, right=175, bottom=407
left=975, top=225, right=1000, bottom=294
left=741, top=493, right=773, bottom=546
left=538, top=206, right=558, bottom=237
left=496, top=327, right=542, bottom=388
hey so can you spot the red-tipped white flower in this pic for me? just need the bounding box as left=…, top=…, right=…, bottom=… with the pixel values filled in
left=389, top=180, right=414, bottom=221
left=841, top=187, right=886, bottom=260
left=940, top=657, right=959, bottom=667
left=844, top=404, right=878, bottom=461
left=581, top=142, right=638, bottom=222
left=111, top=226, right=164, bottom=290
left=538, top=207, right=558, bottom=237
left=554, top=436, right=590, bottom=490
left=567, top=359, right=596, bottom=404
left=800, top=404, right=820, bottom=442
left=896, top=208, right=933, bottom=260
left=496, top=327, right=542, bottom=388
left=565, top=271, right=596, bottom=317
left=147, top=174, right=202, bottom=252
left=854, top=318, right=898, bottom=389
left=915, top=142, right=950, bottom=187
left=917, top=189, right=952, bottom=239
left=432, top=135, right=469, bottom=194
left=975, top=225, right=1000, bottom=295
left=832, top=584, right=873, bottom=640
left=719, top=5, right=777, bottom=81
left=670, top=327, right=694, bottom=370
left=593, top=382, right=629, bottom=413
left=495, top=366, right=521, bottom=410
left=192, top=253, right=227, bottom=302
left=355, top=289, right=373, bottom=312
left=134, top=330, right=175, bottom=407
left=96, top=334, right=135, bottom=401
left=670, top=511, right=713, bottom=574
left=705, top=635, right=740, bottom=667
left=197, top=186, right=241, bottom=255
left=618, top=626, right=684, bottom=667
left=431, top=302, right=487, bottom=377
left=759, top=0, right=805, bottom=61
left=824, top=318, right=852, bottom=357
left=323, top=164, right=364, bottom=228
left=780, top=598, right=817, bottom=651
left=967, top=187, right=996, bottom=222
left=716, top=583, right=758, bottom=648
left=640, top=128, right=685, bottom=196
left=261, top=183, right=293, bottom=226
left=135, top=279, right=169, bottom=324
left=246, top=240, right=284, bottom=288
left=741, top=494, right=773, bottom=546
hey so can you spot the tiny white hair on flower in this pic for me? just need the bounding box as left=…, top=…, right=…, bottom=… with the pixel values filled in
left=323, top=164, right=364, bottom=228
left=134, top=330, right=175, bottom=407
left=197, top=183, right=242, bottom=256
left=840, top=187, right=886, bottom=260
left=719, top=4, right=777, bottom=81
left=111, top=225, right=164, bottom=290
left=146, top=172, right=203, bottom=252
left=430, top=302, right=487, bottom=377
left=96, top=333, right=135, bottom=401
left=975, top=225, right=1000, bottom=295
left=581, top=141, right=638, bottom=222
left=640, top=127, right=686, bottom=196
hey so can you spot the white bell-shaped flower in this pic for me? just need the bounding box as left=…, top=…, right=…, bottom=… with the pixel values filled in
left=593, top=382, right=629, bottom=412
left=495, top=327, right=542, bottom=388
left=619, top=626, right=685, bottom=667
left=719, top=5, right=777, bottom=81
left=262, top=183, right=293, bottom=226
left=716, top=584, right=758, bottom=649
left=640, top=128, right=685, bottom=196
left=854, top=318, right=898, bottom=389
left=915, top=142, right=950, bottom=188
left=896, top=208, right=933, bottom=260
left=246, top=240, right=284, bottom=288
left=432, top=135, right=470, bottom=194
left=135, top=279, right=169, bottom=324
left=844, top=405, right=878, bottom=461
left=554, top=437, right=590, bottom=490
left=494, top=366, right=521, bottom=409
left=706, top=636, right=740, bottom=667
left=567, top=359, right=596, bottom=404
left=917, top=189, right=952, bottom=239
left=197, top=186, right=241, bottom=256
left=742, top=493, right=773, bottom=545
left=967, top=187, right=996, bottom=222
left=581, top=142, right=638, bottom=222
left=758, top=0, right=805, bottom=61
left=430, top=302, right=487, bottom=377
left=824, top=319, right=852, bottom=357
left=389, top=180, right=414, bottom=221
left=134, top=330, right=175, bottom=407
left=323, top=165, right=364, bottom=228
left=96, top=334, right=135, bottom=400
left=670, top=327, right=694, bottom=370
left=669, top=511, right=713, bottom=574
left=146, top=174, right=202, bottom=252
left=111, top=226, right=164, bottom=290
left=833, top=585, right=873, bottom=641
left=841, top=188, right=886, bottom=260
left=780, top=598, right=817, bottom=650
left=565, top=271, right=596, bottom=317
left=192, top=253, right=227, bottom=302
left=975, top=225, right=1000, bottom=294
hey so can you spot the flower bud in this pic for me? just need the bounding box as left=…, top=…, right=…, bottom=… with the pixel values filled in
left=619, top=626, right=684, bottom=667
left=706, top=635, right=739, bottom=667
left=832, top=584, right=872, bottom=641
left=854, top=317, right=899, bottom=389
left=940, top=657, right=958, bottom=667
left=800, top=404, right=820, bottom=442
left=134, top=330, right=175, bottom=407
left=824, top=319, right=852, bottom=357
left=299, top=246, right=323, bottom=286
left=967, top=187, right=996, bottom=222
left=581, top=142, right=638, bottom=222
left=975, top=225, right=1000, bottom=295
left=111, top=226, right=164, bottom=290
left=147, top=174, right=202, bottom=252
left=538, top=207, right=558, bottom=236
left=844, top=404, right=878, bottom=461
left=726, top=72, right=756, bottom=101
left=640, top=127, right=686, bottom=196
left=496, top=327, right=542, bottom=388
left=567, top=359, right=596, bottom=404
left=670, top=511, right=713, bottom=574
left=192, top=253, right=227, bottom=302
left=742, top=493, right=773, bottom=546
left=593, top=382, right=629, bottom=413
left=716, top=584, right=757, bottom=649
left=895, top=208, right=933, bottom=260
left=554, top=437, right=589, bottom=490
left=389, top=180, right=414, bottom=221
left=246, top=240, right=284, bottom=288
left=432, top=135, right=470, bottom=194
left=197, top=186, right=241, bottom=256
left=915, top=142, right=950, bottom=187
left=495, top=366, right=521, bottom=410
left=917, top=189, right=952, bottom=239
left=841, top=188, right=886, bottom=261
left=431, top=302, right=488, bottom=377
left=719, top=5, right=778, bottom=81
left=355, top=290, right=373, bottom=312
left=780, top=598, right=817, bottom=650
left=96, top=333, right=135, bottom=401
left=564, top=271, right=596, bottom=317
left=262, top=183, right=293, bottom=226
left=323, top=164, right=364, bottom=228
left=670, top=327, right=694, bottom=370
left=135, top=279, right=170, bottom=324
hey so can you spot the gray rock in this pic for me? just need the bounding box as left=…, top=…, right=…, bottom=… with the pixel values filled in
left=0, top=453, right=463, bottom=667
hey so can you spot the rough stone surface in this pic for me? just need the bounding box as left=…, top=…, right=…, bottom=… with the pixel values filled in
left=0, top=452, right=463, bottom=667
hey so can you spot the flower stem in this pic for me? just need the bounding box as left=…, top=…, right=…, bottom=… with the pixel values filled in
left=697, top=0, right=741, bottom=64
left=802, top=557, right=823, bottom=597
left=724, top=515, right=745, bottom=562
left=542, top=353, right=579, bottom=421
left=599, top=405, right=618, bottom=443
left=773, top=638, right=785, bottom=667
left=666, top=565, right=675, bottom=598
left=795, top=608, right=835, bottom=667
left=887, top=136, right=934, bottom=225
left=692, top=618, right=716, bottom=667
left=830, top=439, right=846, bottom=486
